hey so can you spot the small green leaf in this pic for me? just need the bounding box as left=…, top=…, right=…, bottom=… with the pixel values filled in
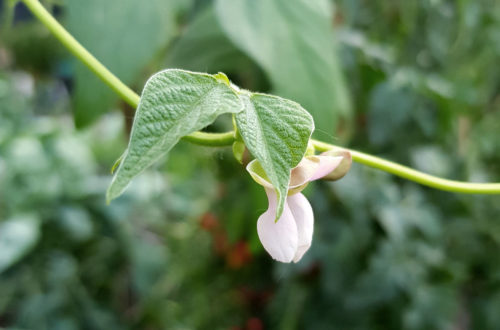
left=111, top=152, right=125, bottom=174
left=236, top=93, right=314, bottom=220
left=107, top=69, right=243, bottom=202
left=232, top=140, right=246, bottom=164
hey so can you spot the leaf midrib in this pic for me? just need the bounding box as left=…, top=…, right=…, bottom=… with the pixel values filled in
left=248, top=95, right=281, bottom=191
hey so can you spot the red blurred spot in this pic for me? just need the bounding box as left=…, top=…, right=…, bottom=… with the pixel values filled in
left=200, top=212, right=219, bottom=231
left=226, top=241, right=252, bottom=269
left=246, top=317, right=263, bottom=330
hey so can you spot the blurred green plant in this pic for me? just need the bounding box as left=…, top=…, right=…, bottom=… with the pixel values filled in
left=1, top=0, right=500, bottom=329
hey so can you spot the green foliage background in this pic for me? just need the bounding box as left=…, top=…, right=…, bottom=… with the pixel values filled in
left=1, top=0, right=500, bottom=329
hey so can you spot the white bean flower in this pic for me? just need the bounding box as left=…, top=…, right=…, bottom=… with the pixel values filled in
left=247, top=150, right=352, bottom=263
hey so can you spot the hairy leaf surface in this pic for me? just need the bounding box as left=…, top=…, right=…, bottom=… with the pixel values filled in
left=107, top=69, right=243, bottom=201
left=236, top=93, right=314, bottom=220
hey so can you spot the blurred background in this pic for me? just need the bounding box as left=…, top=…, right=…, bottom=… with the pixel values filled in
left=1, top=0, right=500, bottom=329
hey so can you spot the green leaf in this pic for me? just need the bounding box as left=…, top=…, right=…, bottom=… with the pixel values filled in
left=106, top=69, right=243, bottom=202
left=65, top=0, right=178, bottom=127
left=215, top=0, right=352, bottom=142
left=0, top=215, right=40, bottom=274
left=236, top=93, right=314, bottom=220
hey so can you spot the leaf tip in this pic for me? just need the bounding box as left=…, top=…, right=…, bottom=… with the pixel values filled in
left=105, top=180, right=122, bottom=205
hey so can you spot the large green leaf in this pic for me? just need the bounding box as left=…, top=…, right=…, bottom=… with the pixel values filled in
left=106, top=69, right=243, bottom=202
left=65, top=0, right=178, bottom=127
left=215, top=0, right=352, bottom=141
left=166, top=6, right=252, bottom=73
left=236, top=93, right=314, bottom=220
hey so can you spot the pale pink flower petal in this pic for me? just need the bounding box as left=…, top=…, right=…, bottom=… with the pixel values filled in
left=248, top=150, right=353, bottom=263
left=257, top=189, right=298, bottom=263
left=320, top=150, right=352, bottom=181
left=287, top=193, right=314, bottom=263
left=288, top=157, right=320, bottom=189
left=309, top=155, right=344, bottom=181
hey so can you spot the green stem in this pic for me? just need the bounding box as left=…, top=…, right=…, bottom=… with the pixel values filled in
left=182, top=131, right=235, bottom=146
left=21, top=0, right=139, bottom=108
left=22, top=0, right=500, bottom=194
left=312, top=140, right=500, bottom=194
